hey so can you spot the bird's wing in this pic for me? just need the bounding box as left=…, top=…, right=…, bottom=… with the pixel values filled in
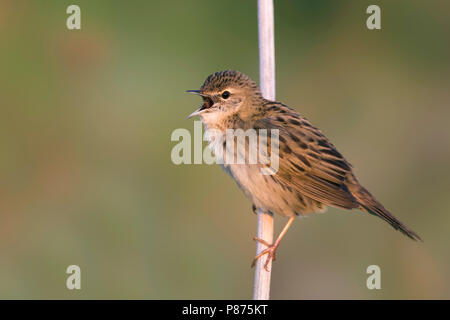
left=254, top=108, right=358, bottom=209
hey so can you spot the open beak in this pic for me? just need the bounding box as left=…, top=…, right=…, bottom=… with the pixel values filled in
left=186, top=90, right=208, bottom=119
left=187, top=108, right=205, bottom=119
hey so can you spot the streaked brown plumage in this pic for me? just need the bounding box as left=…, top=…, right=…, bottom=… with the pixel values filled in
left=187, top=70, right=421, bottom=270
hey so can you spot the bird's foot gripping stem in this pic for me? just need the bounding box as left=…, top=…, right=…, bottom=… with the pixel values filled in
left=251, top=237, right=280, bottom=272
left=250, top=215, right=295, bottom=272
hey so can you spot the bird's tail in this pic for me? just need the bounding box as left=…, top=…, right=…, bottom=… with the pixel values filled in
left=351, top=185, right=422, bottom=241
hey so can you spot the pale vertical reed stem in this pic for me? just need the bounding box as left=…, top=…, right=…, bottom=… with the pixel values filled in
left=253, top=0, right=275, bottom=300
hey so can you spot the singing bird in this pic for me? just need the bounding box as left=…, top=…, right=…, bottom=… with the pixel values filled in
left=187, top=70, right=421, bottom=271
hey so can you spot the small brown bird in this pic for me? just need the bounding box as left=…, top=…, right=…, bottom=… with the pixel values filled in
left=187, top=70, right=421, bottom=271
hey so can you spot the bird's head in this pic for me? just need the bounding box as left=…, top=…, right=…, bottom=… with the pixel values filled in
left=187, top=70, right=262, bottom=125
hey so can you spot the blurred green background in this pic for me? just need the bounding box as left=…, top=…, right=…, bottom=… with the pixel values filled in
left=1, top=0, right=449, bottom=299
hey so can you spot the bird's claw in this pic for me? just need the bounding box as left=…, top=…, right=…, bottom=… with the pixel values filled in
left=251, top=237, right=279, bottom=271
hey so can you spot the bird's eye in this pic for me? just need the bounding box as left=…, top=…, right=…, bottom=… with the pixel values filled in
left=221, top=91, right=230, bottom=99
